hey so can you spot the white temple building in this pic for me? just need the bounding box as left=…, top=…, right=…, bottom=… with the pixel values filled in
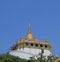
left=9, top=24, right=52, bottom=59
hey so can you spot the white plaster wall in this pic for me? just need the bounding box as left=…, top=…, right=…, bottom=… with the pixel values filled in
left=9, top=48, right=52, bottom=59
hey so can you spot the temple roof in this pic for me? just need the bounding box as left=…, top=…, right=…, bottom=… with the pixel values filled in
left=10, top=24, right=51, bottom=50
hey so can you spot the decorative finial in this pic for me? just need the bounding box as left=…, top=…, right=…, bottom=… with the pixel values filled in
left=20, top=36, right=24, bottom=42
left=28, top=23, right=31, bottom=34
left=45, top=38, right=48, bottom=43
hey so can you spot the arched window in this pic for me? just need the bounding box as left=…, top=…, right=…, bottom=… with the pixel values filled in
left=45, top=45, right=47, bottom=48
left=40, top=44, right=43, bottom=47
left=35, top=44, right=38, bottom=47
left=30, top=43, right=33, bottom=46
left=26, top=43, right=28, bottom=46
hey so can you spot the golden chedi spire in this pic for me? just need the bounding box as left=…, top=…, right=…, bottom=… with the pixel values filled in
left=28, top=24, right=31, bottom=34
left=26, top=24, right=34, bottom=41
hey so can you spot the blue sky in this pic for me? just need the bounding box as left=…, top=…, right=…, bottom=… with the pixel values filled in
left=0, top=0, right=60, bottom=56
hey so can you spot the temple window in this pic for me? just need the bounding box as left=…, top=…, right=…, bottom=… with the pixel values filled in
left=35, top=44, right=38, bottom=47
left=40, top=44, right=43, bottom=47
left=26, top=43, right=28, bottom=46
left=30, top=43, right=33, bottom=46
left=45, top=45, right=47, bottom=48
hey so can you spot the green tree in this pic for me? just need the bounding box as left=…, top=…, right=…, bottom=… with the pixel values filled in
left=28, top=49, right=55, bottom=62
left=0, top=53, right=27, bottom=62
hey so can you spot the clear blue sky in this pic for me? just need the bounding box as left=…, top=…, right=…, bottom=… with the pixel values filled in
left=0, top=0, right=60, bottom=56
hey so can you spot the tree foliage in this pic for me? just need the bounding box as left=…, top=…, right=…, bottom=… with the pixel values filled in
left=0, top=53, right=27, bottom=62
left=27, top=49, right=56, bottom=62
left=0, top=52, right=57, bottom=62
